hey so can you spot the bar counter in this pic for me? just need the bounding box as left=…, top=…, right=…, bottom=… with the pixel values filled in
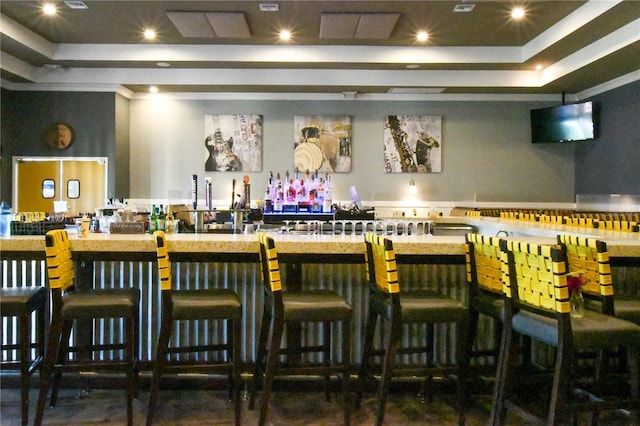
left=2, top=216, right=639, bottom=258
left=1, top=217, right=638, bottom=368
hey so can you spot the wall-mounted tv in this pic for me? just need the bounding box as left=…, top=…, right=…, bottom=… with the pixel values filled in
left=531, top=101, right=598, bottom=144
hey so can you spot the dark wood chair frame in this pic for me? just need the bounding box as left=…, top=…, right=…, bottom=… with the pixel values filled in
left=249, top=232, right=352, bottom=426
left=146, top=230, right=242, bottom=426
left=35, top=229, right=140, bottom=426
left=355, top=232, right=469, bottom=426
left=0, top=286, right=47, bottom=426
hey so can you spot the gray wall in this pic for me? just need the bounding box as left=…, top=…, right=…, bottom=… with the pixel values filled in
left=575, top=80, right=640, bottom=195
left=0, top=90, right=118, bottom=201
left=129, top=98, right=575, bottom=204
left=2, top=80, right=639, bottom=207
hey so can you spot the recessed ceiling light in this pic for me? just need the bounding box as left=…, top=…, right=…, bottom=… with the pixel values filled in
left=535, top=64, right=543, bottom=71
left=42, top=3, right=57, bottom=15
left=279, top=30, right=291, bottom=41
left=511, top=7, right=525, bottom=19
left=156, top=62, right=171, bottom=68
left=149, top=86, right=158, bottom=93
left=144, top=29, right=156, bottom=40
left=43, top=64, right=62, bottom=69
left=416, top=31, right=428, bottom=42
left=406, top=64, right=420, bottom=69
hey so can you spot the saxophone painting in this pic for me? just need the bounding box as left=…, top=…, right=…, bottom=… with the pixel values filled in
left=383, top=115, right=442, bottom=173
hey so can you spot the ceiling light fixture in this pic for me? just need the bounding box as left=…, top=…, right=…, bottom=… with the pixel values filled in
left=406, top=64, right=420, bottom=69
left=511, top=7, right=525, bottom=19
left=42, top=3, right=57, bottom=15
left=156, top=62, right=171, bottom=68
left=149, top=86, right=158, bottom=93
left=535, top=64, right=543, bottom=71
left=144, top=29, right=156, bottom=40
left=279, top=30, right=291, bottom=41
left=416, top=31, right=428, bottom=42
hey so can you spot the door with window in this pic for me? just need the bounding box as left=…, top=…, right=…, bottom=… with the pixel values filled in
left=13, top=157, right=107, bottom=216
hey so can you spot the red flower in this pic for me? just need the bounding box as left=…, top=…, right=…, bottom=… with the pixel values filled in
left=567, top=273, right=587, bottom=292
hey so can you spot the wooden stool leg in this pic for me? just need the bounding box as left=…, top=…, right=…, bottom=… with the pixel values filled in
left=455, top=318, right=469, bottom=426
left=323, top=321, right=331, bottom=402
left=146, top=313, right=172, bottom=426
left=125, top=316, right=134, bottom=426
left=355, top=306, right=377, bottom=409
left=249, top=308, right=271, bottom=410
left=375, top=318, right=401, bottom=426
left=259, top=315, right=283, bottom=426
left=342, top=320, right=351, bottom=426
left=232, top=318, right=242, bottom=426
left=50, top=319, right=73, bottom=407
left=18, top=313, right=30, bottom=426
left=34, top=314, right=64, bottom=426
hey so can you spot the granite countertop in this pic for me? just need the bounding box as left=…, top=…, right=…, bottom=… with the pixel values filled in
left=1, top=218, right=638, bottom=258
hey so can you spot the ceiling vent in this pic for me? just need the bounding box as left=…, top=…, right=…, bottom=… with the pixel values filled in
left=320, top=13, right=399, bottom=40
left=453, top=4, right=476, bottom=13
left=64, top=1, right=88, bottom=9
left=259, top=4, right=279, bottom=12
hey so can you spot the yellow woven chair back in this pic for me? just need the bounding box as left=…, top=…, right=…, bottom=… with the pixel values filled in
left=465, top=233, right=504, bottom=294
left=44, top=229, right=75, bottom=292
left=501, top=240, right=569, bottom=314
left=598, top=220, right=638, bottom=232
left=557, top=235, right=613, bottom=298
left=258, top=233, right=283, bottom=293
left=153, top=231, right=173, bottom=291
left=365, top=232, right=400, bottom=294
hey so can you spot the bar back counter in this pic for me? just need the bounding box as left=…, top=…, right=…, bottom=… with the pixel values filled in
left=1, top=217, right=638, bottom=375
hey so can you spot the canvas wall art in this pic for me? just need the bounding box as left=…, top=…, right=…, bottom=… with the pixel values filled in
left=204, top=114, right=263, bottom=172
left=293, top=115, right=352, bottom=173
left=383, top=115, right=442, bottom=173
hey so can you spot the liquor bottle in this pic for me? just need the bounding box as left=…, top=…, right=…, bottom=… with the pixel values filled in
left=264, top=186, right=273, bottom=213
left=149, top=204, right=157, bottom=233
left=156, top=204, right=166, bottom=231
left=322, top=173, right=333, bottom=213
left=205, top=177, right=213, bottom=210
left=166, top=210, right=175, bottom=233
left=274, top=182, right=283, bottom=212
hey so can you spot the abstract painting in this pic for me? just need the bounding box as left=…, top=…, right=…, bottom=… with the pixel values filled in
left=293, top=115, right=352, bottom=173
left=383, top=115, right=442, bottom=173
left=204, top=114, right=263, bottom=172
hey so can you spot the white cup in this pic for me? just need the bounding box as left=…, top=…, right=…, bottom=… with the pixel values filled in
left=79, top=217, right=90, bottom=238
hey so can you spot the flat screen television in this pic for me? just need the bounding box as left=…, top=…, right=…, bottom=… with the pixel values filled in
left=530, top=101, right=598, bottom=143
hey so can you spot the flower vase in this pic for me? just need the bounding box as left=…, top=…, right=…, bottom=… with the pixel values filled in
left=570, top=289, right=585, bottom=318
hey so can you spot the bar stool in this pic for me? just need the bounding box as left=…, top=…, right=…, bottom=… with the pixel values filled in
left=558, top=234, right=640, bottom=384
left=0, top=286, right=47, bottom=425
left=249, top=232, right=352, bottom=426
left=146, top=231, right=242, bottom=426
left=465, top=233, right=506, bottom=367
left=355, top=232, right=469, bottom=426
left=35, top=229, right=140, bottom=426
left=493, top=240, right=640, bottom=425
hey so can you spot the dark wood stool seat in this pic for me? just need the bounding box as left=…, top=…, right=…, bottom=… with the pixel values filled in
left=146, top=231, right=242, bottom=426
left=35, top=229, right=140, bottom=426
left=1, top=286, right=47, bottom=426
left=249, top=232, right=352, bottom=426
left=493, top=239, right=640, bottom=425
left=355, top=232, right=469, bottom=426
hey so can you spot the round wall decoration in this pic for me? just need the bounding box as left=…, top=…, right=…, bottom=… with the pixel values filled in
left=45, top=122, right=74, bottom=150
